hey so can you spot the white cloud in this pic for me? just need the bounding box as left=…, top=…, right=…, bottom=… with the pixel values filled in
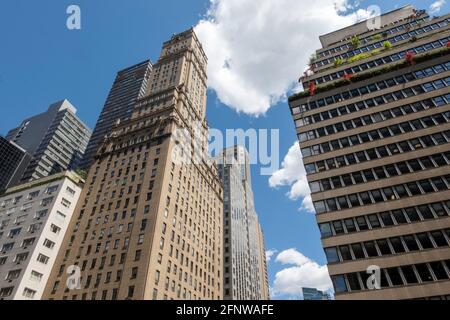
left=269, top=142, right=314, bottom=213
left=266, top=249, right=278, bottom=262
left=195, top=0, right=372, bottom=115
left=272, top=248, right=333, bottom=298
left=430, top=0, right=446, bottom=14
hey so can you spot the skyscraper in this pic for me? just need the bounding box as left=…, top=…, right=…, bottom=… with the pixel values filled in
left=0, top=171, right=84, bottom=300
left=215, top=146, right=269, bottom=300
left=43, top=29, right=224, bottom=300
left=0, top=137, right=31, bottom=193
left=302, top=287, right=331, bottom=300
left=6, top=100, right=92, bottom=184
left=289, top=6, right=450, bottom=299
left=79, top=60, right=152, bottom=171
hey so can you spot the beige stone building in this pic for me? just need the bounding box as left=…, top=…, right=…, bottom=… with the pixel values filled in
left=43, top=29, right=224, bottom=300
left=289, top=6, right=450, bottom=299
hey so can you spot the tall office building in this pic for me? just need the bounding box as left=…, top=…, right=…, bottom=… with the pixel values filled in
left=0, top=137, right=31, bottom=193
left=79, top=61, right=152, bottom=171
left=0, top=171, right=84, bottom=300
left=6, top=100, right=92, bottom=184
left=302, top=287, right=331, bottom=300
left=43, top=29, right=224, bottom=300
left=215, top=146, right=269, bottom=300
left=289, top=6, right=450, bottom=299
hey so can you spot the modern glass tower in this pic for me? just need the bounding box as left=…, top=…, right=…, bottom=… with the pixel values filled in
left=289, top=6, right=450, bottom=299
left=215, top=146, right=269, bottom=300
left=43, top=29, right=224, bottom=300
left=79, top=60, right=153, bottom=171
left=0, top=137, right=31, bottom=193
left=6, top=100, right=91, bottom=185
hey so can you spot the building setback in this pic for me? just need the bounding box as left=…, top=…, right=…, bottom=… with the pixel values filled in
left=216, top=146, right=269, bottom=300
left=6, top=100, right=92, bottom=184
left=0, top=171, right=84, bottom=300
left=43, top=29, right=224, bottom=300
left=302, top=287, right=331, bottom=300
left=79, top=60, right=152, bottom=171
left=289, top=6, right=450, bottom=299
left=0, top=137, right=31, bottom=193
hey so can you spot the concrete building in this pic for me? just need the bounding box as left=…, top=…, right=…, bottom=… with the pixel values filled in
left=302, top=287, right=331, bottom=300
left=0, top=137, right=31, bottom=193
left=79, top=61, right=152, bottom=171
left=289, top=6, right=450, bottom=299
left=6, top=100, right=92, bottom=184
left=43, top=29, right=224, bottom=300
left=0, top=171, right=84, bottom=300
left=216, top=146, right=269, bottom=300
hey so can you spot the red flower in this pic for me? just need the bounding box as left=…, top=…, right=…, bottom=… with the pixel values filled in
left=405, top=51, right=415, bottom=65
left=343, top=72, right=355, bottom=80
left=309, top=81, right=316, bottom=96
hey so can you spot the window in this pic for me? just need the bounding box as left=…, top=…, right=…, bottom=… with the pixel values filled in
left=356, top=216, right=368, bottom=231
left=344, top=219, right=356, bottom=233
left=56, top=211, right=67, bottom=220
left=46, top=185, right=58, bottom=194
left=50, top=224, right=61, bottom=234
left=30, top=270, right=43, bottom=282
left=6, top=269, right=21, bottom=280
left=390, top=237, right=405, bottom=253
left=364, top=241, right=379, bottom=257
left=351, top=243, right=365, bottom=259
left=332, top=275, right=347, bottom=294
left=429, top=262, right=449, bottom=280
left=41, top=197, right=54, bottom=207
left=43, top=239, right=55, bottom=249
left=401, top=265, right=418, bottom=284
left=333, top=221, right=345, bottom=235
left=415, top=264, right=433, bottom=282
left=417, top=233, right=434, bottom=249
left=387, top=268, right=404, bottom=286
left=61, top=198, right=71, bottom=208
left=431, top=231, right=448, bottom=247
left=319, top=223, right=332, bottom=237
left=37, top=253, right=50, bottom=265
left=403, top=235, right=419, bottom=251
left=347, top=273, right=361, bottom=291
left=339, top=245, right=352, bottom=261
left=325, top=247, right=339, bottom=263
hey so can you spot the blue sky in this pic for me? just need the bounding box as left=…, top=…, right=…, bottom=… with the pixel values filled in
left=1, top=0, right=449, bottom=299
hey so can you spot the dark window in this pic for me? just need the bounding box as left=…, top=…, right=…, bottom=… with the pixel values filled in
left=430, top=231, right=448, bottom=247
left=368, top=214, right=381, bottom=229
left=338, top=197, right=349, bottom=209
left=405, top=207, right=421, bottom=222
left=333, top=221, right=345, bottom=235
left=364, top=241, right=379, bottom=257
left=339, top=245, right=353, bottom=261
left=332, top=276, right=347, bottom=293
left=347, top=273, right=361, bottom=291
left=351, top=243, right=365, bottom=259
left=387, top=268, right=404, bottom=286
left=432, top=203, right=447, bottom=217
left=356, top=216, right=369, bottom=231
left=429, top=262, right=449, bottom=280
left=403, top=235, right=419, bottom=251
left=319, top=223, right=333, bottom=237
left=418, top=205, right=434, bottom=219
left=390, top=237, right=406, bottom=253
left=380, top=212, right=394, bottom=226
left=415, top=264, right=433, bottom=282
left=326, top=199, right=338, bottom=211
left=377, top=239, right=392, bottom=255
left=401, top=265, right=419, bottom=284
left=393, top=210, right=407, bottom=224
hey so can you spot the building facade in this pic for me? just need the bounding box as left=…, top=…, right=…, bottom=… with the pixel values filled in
left=43, top=29, right=224, bottom=300
left=6, top=100, right=92, bottom=184
left=0, top=137, right=31, bottom=193
left=79, top=61, right=152, bottom=171
left=0, top=171, right=84, bottom=300
left=216, top=146, right=269, bottom=300
left=289, top=6, right=450, bottom=299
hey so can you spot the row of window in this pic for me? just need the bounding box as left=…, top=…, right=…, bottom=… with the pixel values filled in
left=307, top=36, right=450, bottom=87
left=299, top=94, right=448, bottom=143
left=316, top=16, right=429, bottom=59
left=310, top=152, right=450, bottom=193
left=305, top=131, right=450, bottom=175
left=295, top=61, right=450, bottom=117
left=332, top=260, right=450, bottom=294
left=314, top=174, right=450, bottom=214
left=325, top=228, right=450, bottom=264
left=301, top=112, right=449, bottom=158
left=314, top=19, right=449, bottom=68
left=319, top=201, right=450, bottom=238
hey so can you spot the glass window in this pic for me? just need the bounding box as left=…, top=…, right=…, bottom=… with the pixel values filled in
left=429, top=262, right=449, bottom=280
left=347, top=273, right=361, bottom=291
left=387, top=267, right=404, bottom=286
left=325, top=247, right=339, bottom=263
left=403, top=235, right=419, bottom=251
left=349, top=243, right=364, bottom=261
left=368, top=214, right=381, bottom=229
left=339, top=245, right=353, bottom=261
left=349, top=194, right=360, bottom=207
left=314, top=201, right=327, bottom=214
left=390, top=237, right=406, bottom=253
left=377, top=239, right=392, bottom=255
left=401, top=265, right=418, bottom=284
left=430, top=231, right=448, bottom=247
left=338, top=197, right=349, bottom=209
left=405, top=207, right=421, bottom=222
left=332, top=221, right=345, bottom=235
left=332, top=275, right=347, bottom=294
left=360, top=192, right=372, bottom=205
left=344, top=219, right=356, bottom=233
left=319, top=223, right=333, bottom=238
left=432, top=203, right=448, bottom=217
left=418, top=205, right=434, bottom=219
left=364, top=241, right=379, bottom=257
left=371, top=190, right=384, bottom=202
left=393, top=210, right=407, bottom=224
left=415, top=264, right=433, bottom=282
left=356, top=216, right=369, bottom=231
left=380, top=212, right=394, bottom=226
